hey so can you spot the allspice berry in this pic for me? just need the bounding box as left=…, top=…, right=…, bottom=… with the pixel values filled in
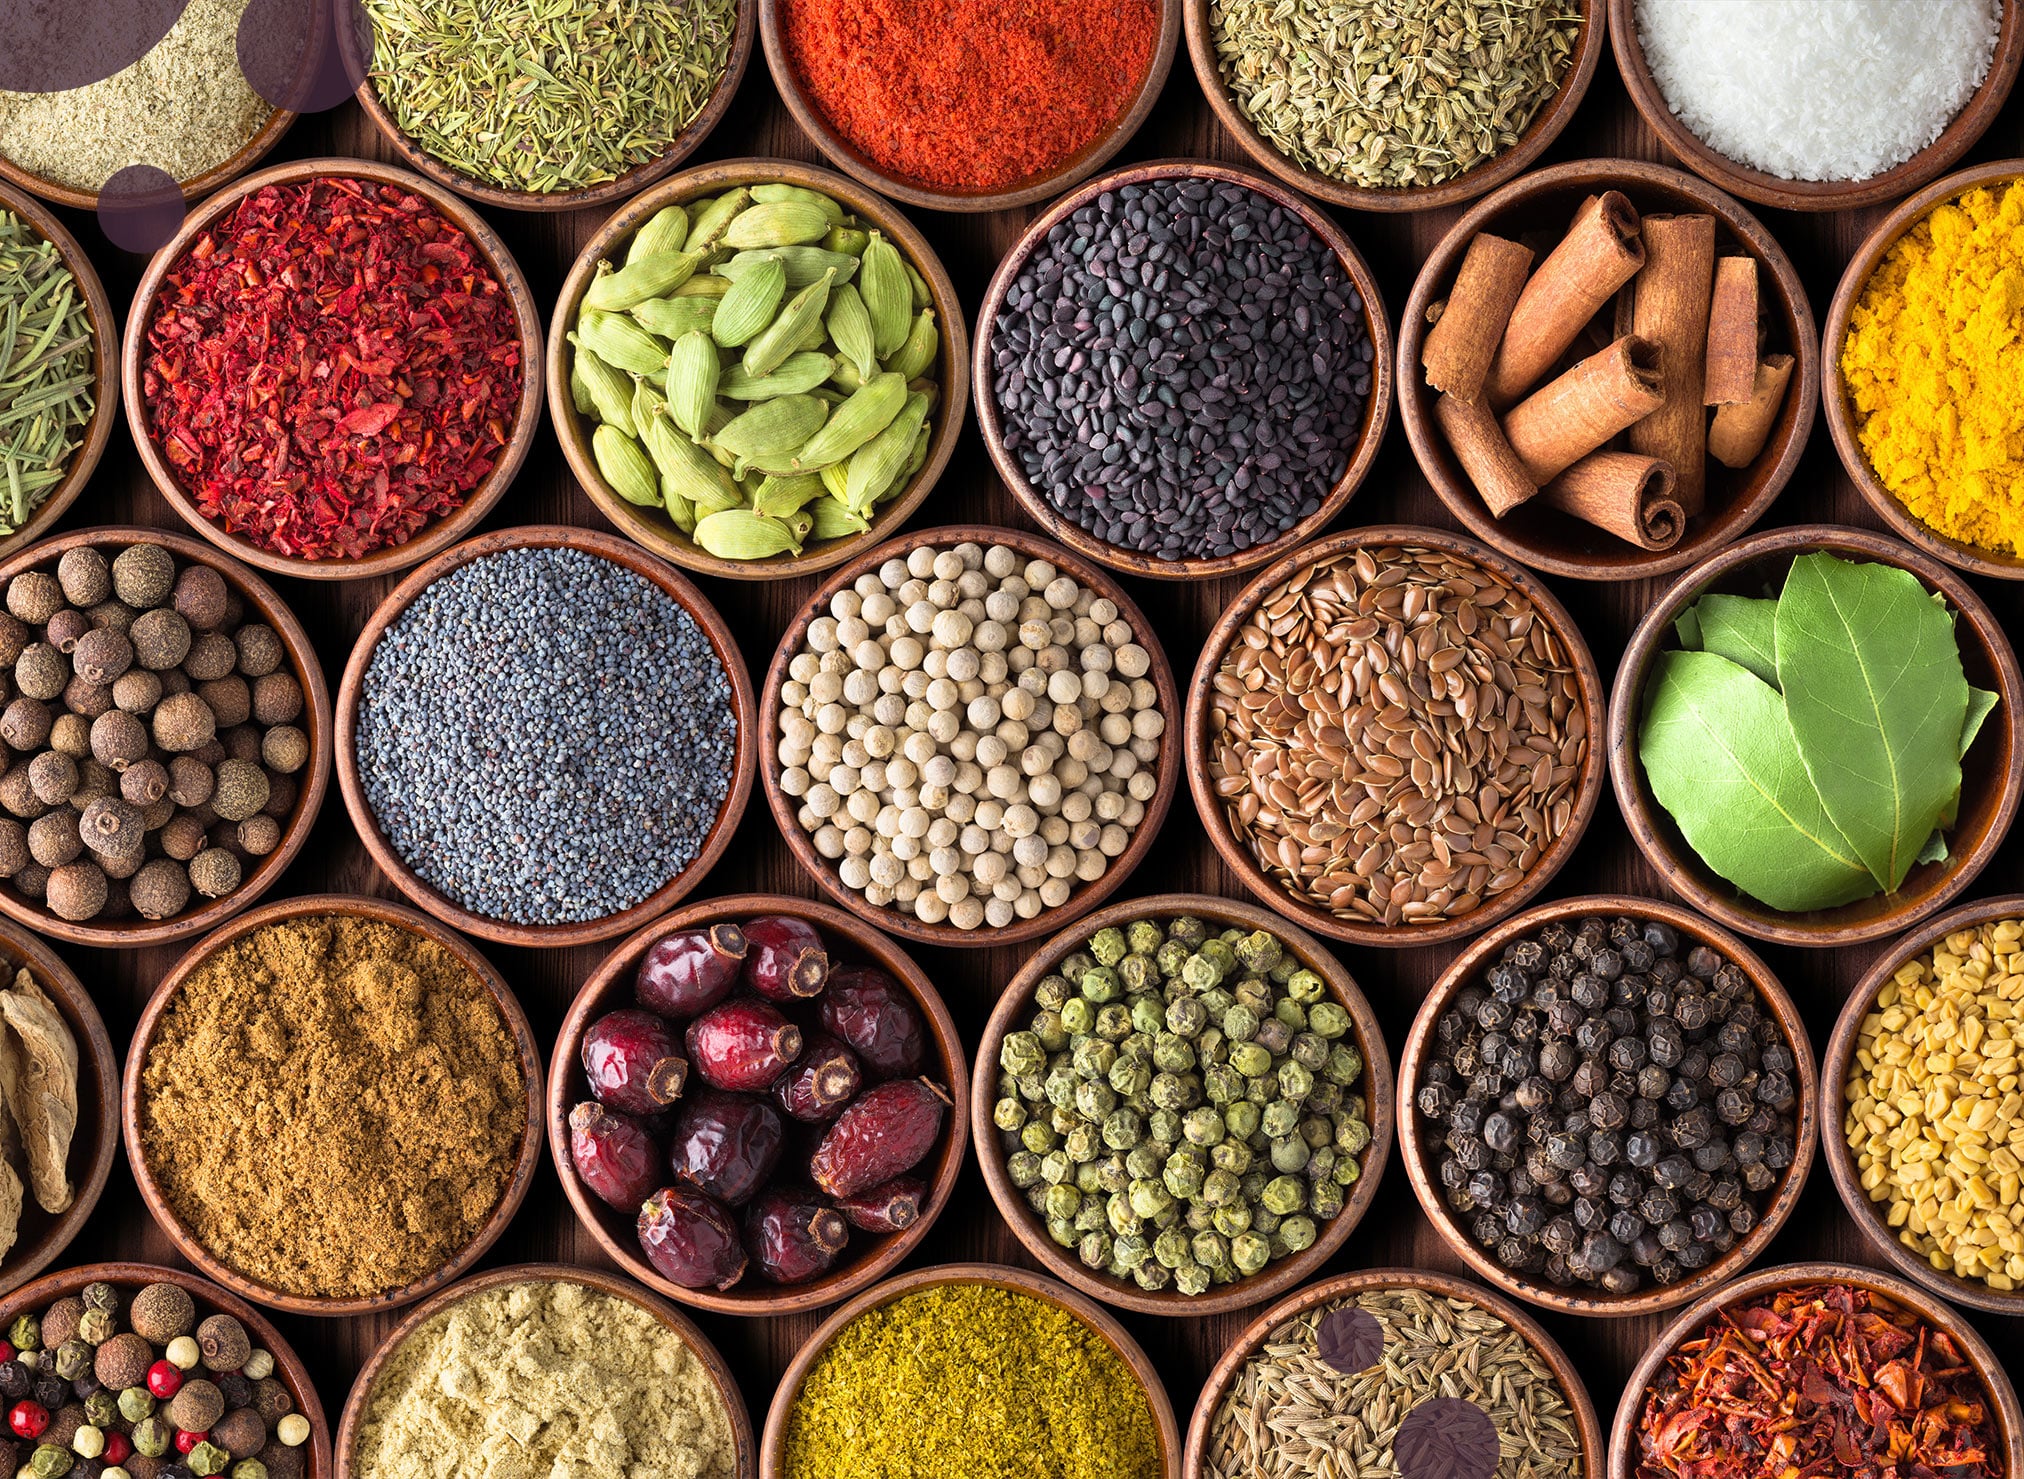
left=250, top=673, right=302, bottom=727
left=62, top=672, right=114, bottom=718
left=120, top=760, right=169, bottom=807
left=57, top=548, right=111, bottom=608
left=13, top=862, right=49, bottom=899
left=198, top=678, right=251, bottom=729
left=112, top=668, right=163, bottom=715
left=159, top=813, right=207, bottom=862
left=152, top=692, right=216, bottom=753
left=261, top=772, right=296, bottom=820
left=131, top=608, right=192, bottom=672
left=45, top=860, right=107, bottom=921
left=71, top=759, right=116, bottom=808
left=260, top=727, right=308, bottom=775
left=167, top=1378, right=225, bottom=1435
left=0, top=818, right=28, bottom=877
left=94, top=1333, right=152, bottom=1392
left=40, top=1298, right=83, bottom=1347
left=221, top=726, right=262, bottom=765
left=0, top=612, right=26, bottom=666
left=5, top=571, right=63, bottom=625
left=248, top=1378, right=292, bottom=1426
left=71, top=628, right=133, bottom=686
left=26, top=750, right=76, bottom=805
left=87, top=600, right=137, bottom=634
left=48, top=712, right=90, bottom=758
left=79, top=796, right=143, bottom=859
left=128, top=1283, right=196, bottom=1343
left=195, top=1315, right=250, bottom=1373
left=112, top=544, right=176, bottom=608
left=237, top=816, right=281, bottom=857
left=0, top=696, right=50, bottom=750
left=0, top=766, right=45, bottom=820
left=14, top=643, right=66, bottom=700
left=90, top=710, right=148, bottom=771
left=183, top=633, right=239, bottom=683
left=188, top=848, right=240, bottom=899
left=167, top=757, right=214, bottom=809
left=172, top=566, right=229, bottom=631
left=45, top=608, right=90, bottom=653
left=233, top=625, right=283, bottom=679
left=258, top=1440, right=305, bottom=1479
left=26, top=810, right=81, bottom=868
left=211, top=761, right=269, bottom=823
left=210, top=1409, right=266, bottom=1458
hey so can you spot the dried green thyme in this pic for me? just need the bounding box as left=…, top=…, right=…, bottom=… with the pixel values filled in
left=1210, top=0, right=1582, bottom=191
left=0, top=209, right=93, bottom=535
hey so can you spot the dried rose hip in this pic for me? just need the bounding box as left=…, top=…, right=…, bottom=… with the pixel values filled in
left=638, top=1187, right=747, bottom=1290
left=773, top=1033, right=862, bottom=1123
left=743, top=915, right=830, bottom=1002
left=669, top=1090, right=784, bottom=1206
left=810, top=1078, right=948, bottom=1199
left=818, top=966, right=927, bottom=1079
left=833, top=1176, right=926, bottom=1233
left=568, top=1101, right=661, bottom=1211
left=744, top=1186, right=849, bottom=1284
left=636, top=923, right=747, bottom=1019
left=581, top=1009, right=689, bottom=1116
left=686, top=998, right=803, bottom=1091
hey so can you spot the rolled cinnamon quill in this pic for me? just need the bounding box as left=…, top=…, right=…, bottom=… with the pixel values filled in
left=1627, top=214, right=1717, bottom=515
left=1423, top=232, right=1533, bottom=402
left=1436, top=392, right=1538, bottom=516
left=1541, top=452, right=1685, bottom=550
left=1484, top=192, right=1645, bottom=407
left=1704, top=255, right=1760, bottom=405
left=1709, top=353, right=1795, bottom=468
left=1501, top=335, right=1665, bottom=485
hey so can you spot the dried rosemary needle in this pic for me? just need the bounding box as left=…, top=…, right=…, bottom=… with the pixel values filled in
left=0, top=209, right=93, bottom=536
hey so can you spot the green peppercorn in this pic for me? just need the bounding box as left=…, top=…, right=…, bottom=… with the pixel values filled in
left=9, top=1315, right=40, bottom=1350
left=1000, top=1031, right=1045, bottom=1077
left=1305, top=1081, right=1344, bottom=1115
left=1201, top=1168, right=1241, bottom=1206
left=1046, top=1216, right=1077, bottom=1248
left=1308, top=1145, right=1338, bottom=1181
left=1280, top=1215, right=1319, bottom=1253
left=1180, top=1106, right=1223, bottom=1146
left=1078, top=1230, right=1112, bottom=1269
left=1324, top=1043, right=1364, bottom=1085
left=1262, top=1174, right=1307, bottom=1215
left=1061, top=952, right=1097, bottom=983
left=1185, top=1202, right=1214, bottom=1233
left=1274, top=998, right=1307, bottom=1033
left=1252, top=1206, right=1282, bottom=1236
left=30, top=1443, right=73, bottom=1477
left=1049, top=1106, right=1078, bottom=1136
left=1149, top=1073, right=1188, bottom=1111
left=75, top=1309, right=115, bottom=1346
left=1119, top=954, right=1159, bottom=993
left=232, top=1463, right=271, bottom=1479
left=1223, top=1005, right=1259, bottom=1042
left=1019, top=1120, right=1057, bottom=1156
left=1229, top=1041, right=1271, bottom=1078
left=1311, top=1177, right=1347, bottom=1220
left=1088, top=927, right=1128, bottom=967
left=132, top=1419, right=171, bottom=1459
left=1074, top=1201, right=1106, bottom=1234
left=1059, top=997, right=1095, bottom=1036
left=1074, top=1160, right=1103, bottom=1194
left=1126, top=1177, right=1171, bottom=1220
left=1271, top=1136, right=1311, bottom=1174
left=1155, top=938, right=1191, bottom=979
left=1213, top=1201, right=1253, bottom=1238
left=1308, top=1001, right=1350, bottom=1039
left=1080, top=966, right=1120, bottom=1004
left=1180, top=953, right=1220, bottom=992
left=1033, top=1010, right=1069, bottom=1052
left=1231, top=1231, right=1272, bottom=1275
left=1150, top=1035, right=1195, bottom=1075
left=80, top=1284, right=118, bottom=1317
left=992, top=1097, right=1027, bottom=1133
left=1234, top=929, right=1281, bottom=973
left=117, top=1388, right=155, bottom=1424
left=1101, top=1109, right=1140, bottom=1151
left=1174, top=1261, right=1211, bottom=1296
left=1162, top=1149, right=1206, bottom=1200
left=1260, top=1100, right=1299, bottom=1140
left=1125, top=920, right=1162, bottom=956
left=1093, top=1003, right=1133, bottom=1041
left=1334, top=1154, right=1362, bottom=1187
left=1126, top=1143, right=1164, bottom=1179
left=1108, top=1057, right=1151, bottom=1098
left=1040, top=1150, right=1072, bottom=1185
left=53, top=1337, right=92, bottom=1381
left=1210, top=1139, right=1253, bottom=1176
left=1337, top=1116, right=1372, bottom=1156
left=1114, top=1232, right=1152, bottom=1270
left=1196, top=1028, right=1229, bottom=1067
left=1168, top=915, right=1208, bottom=948
left=1166, top=996, right=1208, bottom=1037
left=1290, top=1032, right=1330, bottom=1071
left=84, top=1391, right=118, bottom=1428
left=1286, top=968, right=1325, bottom=1004
left=1225, top=1100, right=1262, bottom=1140
left=1278, top=1060, right=1314, bottom=1102
left=1063, top=1124, right=1101, bottom=1162
left=1071, top=1081, right=1114, bottom=1122
left=1034, top=976, right=1070, bottom=1012
left=1134, top=1261, right=1172, bottom=1291
left=1244, top=1074, right=1274, bottom=1106
left=1153, top=1228, right=1190, bottom=1268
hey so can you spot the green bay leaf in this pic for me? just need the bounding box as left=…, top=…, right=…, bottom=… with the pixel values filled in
left=1691, top=593, right=1780, bottom=689
left=1773, top=554, right=1970, bottom=894
left=1961, top=685, right=2000, bottom=760
left=1639, top=648, right=1876, bottom=912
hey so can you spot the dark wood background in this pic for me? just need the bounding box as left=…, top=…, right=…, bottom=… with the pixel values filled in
left=28, top=31, right=2024, bottom=1467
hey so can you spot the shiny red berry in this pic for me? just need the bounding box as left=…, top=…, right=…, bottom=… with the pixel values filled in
left=685, top=998, right=802, bottom=1091
left=742, top=915, right=829, bottom=1001
left=818, top=966, right=927, bottom=1079
left=568, top=1101, right=662, bottom=1211
left=8, top=1401, right=48, bottom=1439
left=0, top=1340, right=13, bottom=1363
left=102, top=1433, right=132, bottom=1466
left=637, top=1187, right=747, bottom=1290
left=175, top=1428, right=204, bottom=1455
left=581, top=1008, right=690, bottom=1115
left=636, top=923, right=746, bottom=1019
left=146, top=1360, right=183, bottom=1398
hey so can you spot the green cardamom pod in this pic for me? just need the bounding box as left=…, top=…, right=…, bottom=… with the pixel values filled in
left=743, top=269, right=836, bottom=380
left=641, top=410, right=743, bottom=513
left=752, top=472, right=827, bottom=518
left=694, top=508, right=801, bottom=561
left=722, top=200, right=832, bottom=250
left=568, top=340, right=637, bottom=437
left=717, top=247, right=860, bottom=290
left=663, top=489, right=698, bottom=535
left=631, top=377, right=665, bottom=439
left=711, top=257, right=787, bottom=349
left=823, top=225, right=871, bottom=257
left=667, top=331, right=720, bottom=440
left=810, top=493, right=872, bottom=541
left=844, top=390, right=931, bottom=512
left=687, top=188, right=751, bottom=252
left=751, top=182, right=846, bottom=226
left=593, top=424, right=662, bottom=507
left=576, top=310, right=670, bottom=376
left=784, top=507, right=815, bottom=545
left=819, top=461, right=851, bottom=502
left=903, top=422, right=931, bottom=479
left=859, top=233, right=912, bottom=359
left=792, top=371, right=907, bottom=471
left=569, top=357, right=596, bottom=417
left=908, top=261, right=932, bottom=311
left=627, top=203, right=690, bottom=263
left=826, top=282, right=878, bottom=381
left=712, top=393, right=830, bottom=463
left=720, top=352, right=836, bottom=401
left=631, top=295, right=720, bottom=341
left=829, top=358, right=865, bottom=395
left=883, top=307, right=938, bottom=381
left=673, top=274, right=732, bottom=298
left=584, top=250, right=702, bottom=311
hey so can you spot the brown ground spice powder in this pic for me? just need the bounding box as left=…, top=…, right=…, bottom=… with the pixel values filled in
left=138, top=913, right=526, bottom=1299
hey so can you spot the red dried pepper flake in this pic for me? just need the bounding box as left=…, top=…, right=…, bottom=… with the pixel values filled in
left=141, top=177, right=523, bottom=562
left=1635, top=1282, right=2002, bottom=1479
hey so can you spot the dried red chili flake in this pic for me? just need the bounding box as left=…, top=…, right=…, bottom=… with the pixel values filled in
left=1636, top=1281, right=2004, bottom=1479
left=141, top=177, right=523, bottom=562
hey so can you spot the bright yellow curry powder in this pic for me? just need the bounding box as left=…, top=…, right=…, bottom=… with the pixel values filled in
left=1842, top=181, right=2024, bottom=556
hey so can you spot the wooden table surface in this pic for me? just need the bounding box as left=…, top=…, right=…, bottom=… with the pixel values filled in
left=33, top=36, right=2024, bottom=1465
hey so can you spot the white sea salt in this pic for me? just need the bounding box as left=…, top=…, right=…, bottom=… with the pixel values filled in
left=1635, top=0, right=2001, bottom=182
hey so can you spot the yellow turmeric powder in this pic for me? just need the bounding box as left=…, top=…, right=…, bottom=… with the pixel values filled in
left=1841, top=181, right=2024, bottom=556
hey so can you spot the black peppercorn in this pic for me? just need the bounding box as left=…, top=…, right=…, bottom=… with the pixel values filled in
left=1610, top=1209, right=1646, bottom=1244
left=1541, top=1216, right=1579, bottom=1254
left=0, top=1363, right=27, bottom=1399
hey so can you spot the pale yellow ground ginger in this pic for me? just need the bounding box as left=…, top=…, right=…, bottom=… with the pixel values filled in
left=353, top=1280, right=738, bottom=1479
left=1842, top=181, right=2024, bottom=556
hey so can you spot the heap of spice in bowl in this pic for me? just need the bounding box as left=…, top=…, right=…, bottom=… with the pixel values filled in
left=0, top=965, right=84, bottom=1280
left=0, top=206, right=94, bottom=540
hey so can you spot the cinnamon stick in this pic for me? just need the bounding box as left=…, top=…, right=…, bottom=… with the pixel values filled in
left=1435, top=392, right=1538, bottom=516
left=1501, top=335, right=1665, bottom=485
left=1541, top=452, right=1685, bottom=550
left=1422, top=232, right=1534, bottom=402
left=1484, top=192, right=1645, bottom=407
left=1709, top=353, right=1795, bottom=468
left=1627, top=214, right=1717, bottom=515
left=1704, top=255, right=1759, bottom=405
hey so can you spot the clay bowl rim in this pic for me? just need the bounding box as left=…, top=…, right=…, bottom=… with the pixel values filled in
left=1183, top=1265, right=1609, bottom=1479
left=1396, top=892, right=1818, bottom=1318
left=1820, top=891, right=2024, bottom=1317
left=334, top=1260, right=757, bottom=1479
left=757, top=1261, right=1183, bottom=1479
left=1184, top=523, right=1608, bottom=948
left=1822, top=159, right=2024, bottom=581
left=1605, top=1259, right=2024, bottom=1479
left=0, top=916, right=120, bottom=1299
left=0, top=1260, right=334, bottom=1476
left=759, top=522, right=1183, bottom=949
left=121, top=891, right=546, bottom=1319
left=1606, top=522, right=2024, bottom=947
left=971, top=158, right=1395, bottom=583
left=1610, top=0, right=2024, bottom=214
left=334, top=523, right=757, bottom=950
left=0, top=524, right=334, bottom=948
left=120, top=157, right=546, bottom=583
left=970, top=891, right=1395, bottom=1318
left=546, top=157, right=971, bottom=583
left=546, top=890, right=972, bottom=1318
left=343, top=0, right=758, bottom=215
left=1395, top=158, right=1818, bottom=583
left=756, top=0, right=1181, bottom=215
left=0, top=178, right=122, bottom=563
left=1185, top=0, right=1608, bottom=214
left=0, top=100, right=297, bottom=214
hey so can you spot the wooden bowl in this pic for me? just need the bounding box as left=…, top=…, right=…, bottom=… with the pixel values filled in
left=1612, top=0, right=2023, bottom=213
left=758, top=1262, right=1181, bottom=1479
left=1188, top=0, right=1607, bottom=213
left=0, top=526, right=333, bottom=948
left=1186, top=524, right=1606, bottom=948
left=1607, top=1261, right=2024, bottom=1479
left=0, top=918, right=118, bottom=1298
left=1398, top=159, right=1815, bottom=582
left=548, top=159, right=969, bottom=582
left=122, top=158, right=544, bottom=582
left=1185, top=1267, right=1607, bottom=1479
left=1823, top=160, right=2024, bottom=580
left=0, top=106, right=295, bottom=214
left=972, top=893, right=1393, bottom=1317
left=345, top=0, right=756, bottom=214
left=757, top=0, right=1180, bottom=214
left=0, top=180, right=120, bottom=561
left=973, top=160, right=1393, bottom=582
left=759, top=524, right=1181, bottom=949
left=336, top=1262, right=756, bottom=1479
left=1822, top=893, right=2024, bottom=1317
left=1609, top=524, right=2024, bottom=947
left=548, top=892, right=969, bottom=1317
left=0, top=1261, right=334, bottom=1476
left=336, top=525, right=756, bottom=949
left=1398, top=894, right=1817, bottom=1318
left=123, top=892, right=545, bottom=1318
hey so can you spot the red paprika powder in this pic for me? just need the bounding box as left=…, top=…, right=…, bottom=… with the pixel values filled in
left=142, top=177, right=523, bottom=563
left=779, top=0, right=1161, bottom=194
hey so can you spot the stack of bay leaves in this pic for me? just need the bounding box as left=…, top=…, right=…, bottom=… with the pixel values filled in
left=567, top=183, right=942, bottom=562
left=0, top=967, right=78, bottom=1270
left=1639, top=553, right=1998, bottom=912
